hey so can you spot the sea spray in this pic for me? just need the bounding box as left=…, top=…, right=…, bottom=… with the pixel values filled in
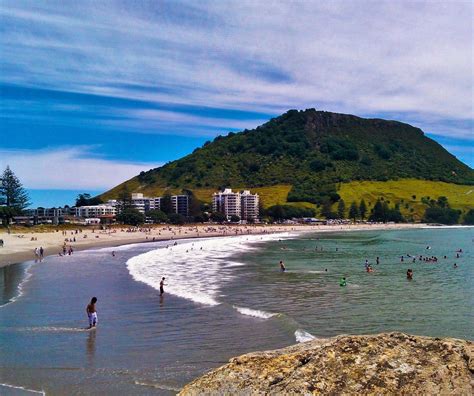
left=294, top=329, right=316, bottom=343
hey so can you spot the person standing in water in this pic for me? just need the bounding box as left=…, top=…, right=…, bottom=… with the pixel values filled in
left=279, top=260, right=286, bottom=272
left=160, top=277, right=166, bottom=295
left=339, top=277, right=347, bottom=287
left=86, top=297, right=98, bottom=329
left=406, top=269, right=413, bottom=280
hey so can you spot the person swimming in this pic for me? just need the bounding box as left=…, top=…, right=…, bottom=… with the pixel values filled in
left=279, top=260, right=286, bottom=272
left=339, top=277, right=347, bottom=287
left=406, top=269, right=413, bottom=280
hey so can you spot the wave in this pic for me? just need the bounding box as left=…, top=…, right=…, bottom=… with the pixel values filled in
left=134, top=381, right=181, bottom=392
left=17, top=326, right=93, bottom=333
left=127, top=233, right=295, bottom=307
left=0, top=383, right=45, bottom=395
left=0, top=263, right=33, bottom=309
left=233, top=306, right=278, bottom=319
left=294, top=329, right=316, bottom=343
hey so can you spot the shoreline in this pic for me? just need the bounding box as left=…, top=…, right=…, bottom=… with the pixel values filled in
left=0, top=223, right=430, bottom=268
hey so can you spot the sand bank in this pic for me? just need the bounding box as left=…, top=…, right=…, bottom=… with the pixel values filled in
left=0, top=223, right=426, bottom=267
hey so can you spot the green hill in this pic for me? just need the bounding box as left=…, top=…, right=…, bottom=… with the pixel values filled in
left=102, top=109, right=474, bottom=212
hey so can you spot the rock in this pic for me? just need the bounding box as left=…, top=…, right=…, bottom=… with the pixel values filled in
left=179, top=332, right=473, bottom=395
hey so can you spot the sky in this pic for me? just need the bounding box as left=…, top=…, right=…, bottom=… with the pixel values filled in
left=0, top=0, right=473, bottom=208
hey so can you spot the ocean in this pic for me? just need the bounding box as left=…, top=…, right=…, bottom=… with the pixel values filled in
left=0, top=227, right=472, bottom=395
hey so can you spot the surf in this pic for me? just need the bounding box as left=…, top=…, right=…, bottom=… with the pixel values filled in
left=126, top=233, right=295, bottom=307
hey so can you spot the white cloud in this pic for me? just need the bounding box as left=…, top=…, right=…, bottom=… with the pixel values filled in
left=0, top=147, right=162, bottom=189
left=0, top=1, right=472, bottom=138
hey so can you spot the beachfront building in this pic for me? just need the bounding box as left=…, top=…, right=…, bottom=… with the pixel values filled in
left=172, top=195, right=189, bottom=217
left=212, top=188, right=259, bottom=221
left=131, top=193, right=161, bottom=214
left=213, top=188, right=241, bottom=220
left=240, top=190, right=260, bottom=221
left=20, top=206, right=77, bottom=225
left=74, top=204, right=117, bottom=218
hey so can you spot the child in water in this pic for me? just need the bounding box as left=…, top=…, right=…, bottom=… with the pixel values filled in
left=86, top=297, right=98, bottom=328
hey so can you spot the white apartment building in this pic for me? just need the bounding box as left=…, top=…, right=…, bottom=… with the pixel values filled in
left=240, top=190, right=259, bottom=221
left=74, top=204, right=117, bottom=218
left=212, top=188, right=241, bottom=219
left=212, top=188, right=259, bottom=221
left=74, top=193, right=189, bottom=219
left=131, top=193, right=160, bottom=214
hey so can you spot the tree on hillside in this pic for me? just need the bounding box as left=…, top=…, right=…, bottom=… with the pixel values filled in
left=0, top=166, right=30, bottom=216
left=462, top=209, right=474, bottom=225
left=75, top=193, right=103, bottom=207
left=359, top=199, right=367, bottom=219
left=321, top=200, right=337, bottom=219
left=423, top=196, right=460, bottom=225
left=117, top=185, right=133, bottom=212
left=160, top=193, right=174, bottom=215
left=369, top=199, right=404, bottom=223
left=370, top=199, right=385, bottom=222
left=349, top=201, right=359, bottom=221
left=337, top=199, right=346, bottom=219
left=182, top=189, right=201, bottom=217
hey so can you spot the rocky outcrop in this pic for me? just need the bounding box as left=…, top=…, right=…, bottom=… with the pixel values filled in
left=180, top=332, right=473, bottom=395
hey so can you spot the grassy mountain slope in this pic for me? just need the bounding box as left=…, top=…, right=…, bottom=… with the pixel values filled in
left=101, top=109, right=474, bottom=212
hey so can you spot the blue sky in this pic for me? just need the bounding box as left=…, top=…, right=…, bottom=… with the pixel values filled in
left=0, top=0, right=472, bottom=208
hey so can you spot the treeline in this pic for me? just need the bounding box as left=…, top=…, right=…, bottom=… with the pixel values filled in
left=421, top=196, right=472, bottom=225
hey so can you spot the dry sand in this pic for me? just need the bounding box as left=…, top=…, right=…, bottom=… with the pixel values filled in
left=0, top=223, right=426, bottom=267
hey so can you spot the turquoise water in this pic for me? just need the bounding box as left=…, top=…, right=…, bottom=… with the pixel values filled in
left=0, top=227, right=472, bottom=394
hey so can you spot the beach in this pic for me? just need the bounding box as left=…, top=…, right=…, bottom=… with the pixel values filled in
left=0, top=223, right=426, bottom=267
left=0, top=225, right=472, bottom=394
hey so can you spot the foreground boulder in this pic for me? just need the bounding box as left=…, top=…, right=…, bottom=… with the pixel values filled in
left=180, top=332, right=473, bottom=395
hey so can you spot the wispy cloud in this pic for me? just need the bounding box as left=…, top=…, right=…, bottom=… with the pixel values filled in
left=0, top=147, right=162, bottom=189
left=0, top=1, right=472, bottom=147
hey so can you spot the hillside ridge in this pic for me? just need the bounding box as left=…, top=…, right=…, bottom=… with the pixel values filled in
left=102, top=109, right=473, bottom=209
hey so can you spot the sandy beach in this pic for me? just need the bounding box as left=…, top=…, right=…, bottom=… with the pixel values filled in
left=0, top=223, right=427, bottom=267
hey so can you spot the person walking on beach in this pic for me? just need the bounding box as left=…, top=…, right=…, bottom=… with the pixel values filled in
left=160, top=277, right=166, bottom=296
left=86, top=297, right=98, bottom=329
left=39, top=247, right=44, bottom=260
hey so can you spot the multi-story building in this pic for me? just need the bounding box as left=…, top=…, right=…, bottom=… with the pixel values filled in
left=212, top=189, right=241, bottom=220
left=73, top=193, right=189, bottom=220
left=212, top=188, right=259, bottom=221
left=131, top=193, right=159, bottom=213
left=74, top=204, right=117, bottom=218
left=172, top=195, right=189, bottom=217
left=240, top=190, right=259, bottom=221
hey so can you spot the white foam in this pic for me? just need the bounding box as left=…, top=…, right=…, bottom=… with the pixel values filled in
left=18, top=326, right=91, bottom=333
left=0, top=383, right=45, bottom=395
left=127, top=233, right=295, bottom=306
left=295, top=329, right=316, bottom=343
left=0, top=263, right=33, bottom=309
left=134, top=381, right=181, bottom=392
left=233, top=306, right=278, bottom=319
